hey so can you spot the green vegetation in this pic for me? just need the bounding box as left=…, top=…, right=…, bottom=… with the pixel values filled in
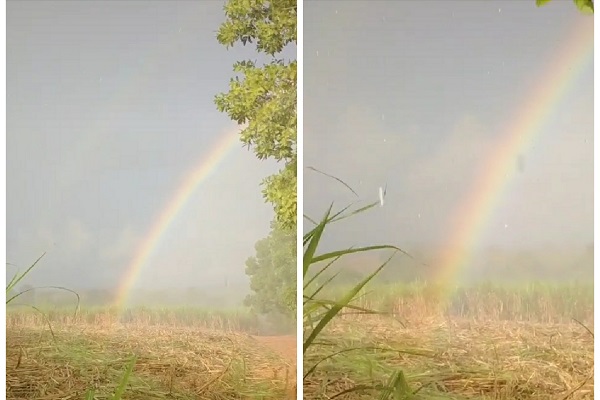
left=215, top=0, right=297, bottom=230
left=214, top=0, right=298, bottom=319
left=245, top=221, right=297, bottom=317
left=6, top=253, right=45, bottom=305
left=303, top=177, right=414, bottom=399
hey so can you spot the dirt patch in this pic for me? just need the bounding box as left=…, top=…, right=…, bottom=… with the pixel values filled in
left=252, top=335, right=296, bottom=399
left=252, top=335, right=297, bottom=362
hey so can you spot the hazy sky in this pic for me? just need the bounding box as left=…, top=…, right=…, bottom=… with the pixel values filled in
left=304, top=1, right=593, bottom=256
left=7, top=1, right=294, bottom=293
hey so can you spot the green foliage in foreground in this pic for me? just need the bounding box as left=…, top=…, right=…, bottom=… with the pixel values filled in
left=84, top=356, right=137, bottom=400
left=303, top=173, right=414, bottom=399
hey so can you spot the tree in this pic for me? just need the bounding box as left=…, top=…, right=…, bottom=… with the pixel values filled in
left=536, top=0, right=594, bottom=14
left=215, top=0, right=297, bottom=231
left=244, top=221, right=296, bottom=317
left=215, top=0, right=297, bottom=317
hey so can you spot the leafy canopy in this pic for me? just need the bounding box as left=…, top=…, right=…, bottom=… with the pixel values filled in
left=215, top=0, right=297, bottom=231
left=244, top=221, right=296, bottom=316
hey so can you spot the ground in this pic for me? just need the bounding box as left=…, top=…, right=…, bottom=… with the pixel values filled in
left=7, top=325, right=297, bottom=400
left=253, top=335, right=297, bottom=363
left=304, top=317, right=594, bottom=399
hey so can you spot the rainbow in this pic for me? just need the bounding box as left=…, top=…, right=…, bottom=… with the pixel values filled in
left=432, top=20, right=593, bottom=295
left=113, top=127, right=241, bottom=308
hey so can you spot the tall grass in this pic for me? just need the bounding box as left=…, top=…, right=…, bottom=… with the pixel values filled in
left=7, top=305, right=289, bottom=333
left=303, top=172, right=416, bottom=399
left=6, top=254, right=136, bottom=400
left=318, top=280, right=593, bottom=324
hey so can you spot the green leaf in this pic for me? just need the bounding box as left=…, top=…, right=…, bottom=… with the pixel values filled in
left=574, top=0, right=594, bottom=14
left=303, top=169, right=423, bottom=397
left=216, top=0, right=297, bottom=230
left=537, top=0, right=594, bottom=14
left=6, top=253, right=46, bottom=305
left=303, top=204, right=333, bottom=277
left=303, top=252, right=396, bottom=353
left=110, top=355, right=137, bottom=400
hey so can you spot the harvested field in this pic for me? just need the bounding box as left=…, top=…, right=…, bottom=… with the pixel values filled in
left=7, top=323, right=296, bottom=399
left=304, top=317, right=593, bottom=399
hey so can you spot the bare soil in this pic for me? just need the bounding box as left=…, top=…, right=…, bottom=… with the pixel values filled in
left=252, top=335, right=297, bottom=362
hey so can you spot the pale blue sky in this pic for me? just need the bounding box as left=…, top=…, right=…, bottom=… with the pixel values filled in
left=304, top=1, right=593, bottom=258
left=7, top=1, right=294, bottom=296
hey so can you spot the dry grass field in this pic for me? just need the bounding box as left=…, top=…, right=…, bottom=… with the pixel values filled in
left=305, top=317, right=592, bottom=399
left=6, top=309, right=296, bottom=399
left=304, top=283, right=594, bottom=399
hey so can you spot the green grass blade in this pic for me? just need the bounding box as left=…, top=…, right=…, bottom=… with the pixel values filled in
left=304, top=214, right=318, bottom=226
left=330, top=201, right=380, bottom=223
left=303, top=253, right=396, bottom=353
left=303, top=204, right=333, bottom=276
left=305, top=298, right=381, bottom=315
left=303, top=271, right=340, bottom=305
left=303, top=203, right=352, bottom=247
left=306, top=166, right=359, bottom=197
left=303, top=253, right=343, bottom=289
left=379, top=370, right=413, bottom=400
left=6, top=253, right=46, bottom=300
left=302, top=172, right=418, bottom=396
left=110, top=355, right=137, bottom=400
left=311, top=244, right=400, bottom=265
